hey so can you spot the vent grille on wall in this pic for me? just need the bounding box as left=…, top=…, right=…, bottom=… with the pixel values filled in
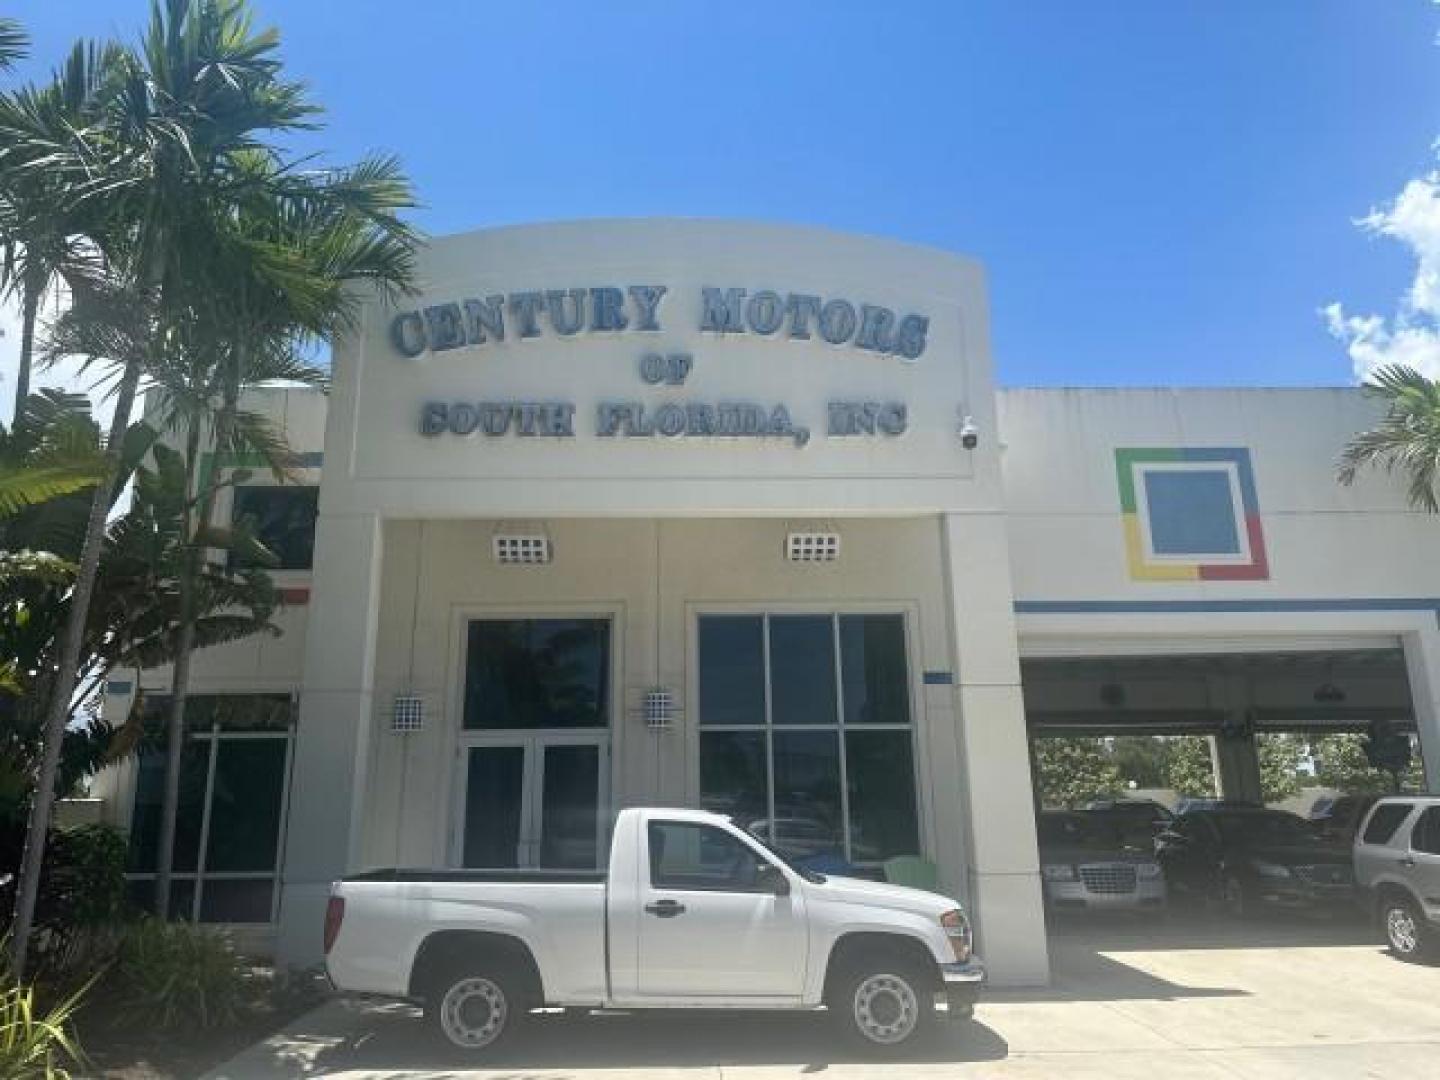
left=391, top=693, right=424, bottom=733
left=785, top=531, right=840, bottom=563
left=492, top=535, right=552, bottom=565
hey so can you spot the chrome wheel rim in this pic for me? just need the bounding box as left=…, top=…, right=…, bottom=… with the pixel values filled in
left=852, top=973, right=919, bottom=1045
left=1387, top=906, right=1419, bottom=954
left=439, top=976, right=508, bottom=1049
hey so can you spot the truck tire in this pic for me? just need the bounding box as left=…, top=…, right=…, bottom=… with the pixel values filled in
left=1381, top=895, right=1433, bottom=962
left=423, top=961, right=526, bottom=1053
left=829, top=955, right=936, bottom=1054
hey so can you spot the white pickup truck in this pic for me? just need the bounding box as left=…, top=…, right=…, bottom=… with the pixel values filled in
left=325, top=807, right=984, bottom=1054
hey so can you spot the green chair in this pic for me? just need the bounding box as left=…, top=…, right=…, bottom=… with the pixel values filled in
left=883, top=855, right=940, bottom=892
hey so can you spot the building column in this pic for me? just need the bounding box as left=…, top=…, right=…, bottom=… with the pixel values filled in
left=1210, top=733, right=1263, bottom=802
left=939, top=512, right=1049, bottom=986
left=276, top=512, right=384, bottom=965
left=1401, top=625, right=1440, bottom=792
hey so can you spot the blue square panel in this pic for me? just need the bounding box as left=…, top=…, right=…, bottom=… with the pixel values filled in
left=1142, top=469, right=1241, bottom=556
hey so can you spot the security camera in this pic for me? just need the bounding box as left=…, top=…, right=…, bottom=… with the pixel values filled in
left=959, top=415, right=979, bottom=449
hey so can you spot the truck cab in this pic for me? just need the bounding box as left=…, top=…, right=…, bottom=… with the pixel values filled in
left=326, top=807, right=983, bottom=1054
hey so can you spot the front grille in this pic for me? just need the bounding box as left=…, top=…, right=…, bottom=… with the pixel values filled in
left=1079, top=863, right=1138, bottom=894
left=1294, top=864, right=1353, bottom=886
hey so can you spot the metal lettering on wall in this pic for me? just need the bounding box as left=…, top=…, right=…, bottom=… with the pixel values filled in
left=390, top=284, right=929, bottom=361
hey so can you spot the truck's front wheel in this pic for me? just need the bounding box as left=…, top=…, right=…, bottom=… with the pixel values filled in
left=424, top=966, right=523, bottom=1052
left=830, top=959, right=936, bottom=1053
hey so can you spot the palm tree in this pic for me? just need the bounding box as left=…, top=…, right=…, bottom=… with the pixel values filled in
left=4, top=0, right=324, bottom=977
left=0, top=40, right=120, bottom=425
left=1338, top=364, right=1440, bottom=512
left=0, top=19, right=26, bottom=72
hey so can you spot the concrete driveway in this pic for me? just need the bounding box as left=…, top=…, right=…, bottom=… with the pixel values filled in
left=206, top=914, right=1440, bottom=1079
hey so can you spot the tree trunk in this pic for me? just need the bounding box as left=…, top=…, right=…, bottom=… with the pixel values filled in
left=11, top=288, right=39, bottom=426
left=154, top=417, right=202, bottom=916
left=8, top=356, right=142, bottom=979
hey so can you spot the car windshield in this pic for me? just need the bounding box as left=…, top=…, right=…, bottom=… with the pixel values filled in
left=1209, top=810, right=1320, bottom=847
left=731, top=820, right=828, bottom=884
left=1038, top=813, right=1111, bottom=849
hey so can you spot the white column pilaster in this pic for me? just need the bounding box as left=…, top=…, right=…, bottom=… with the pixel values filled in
left=939, top=512, right=1049, bottom=986
left=276, top=512, right=384, bottom=964
left=1401, top=623, right=1440, bottom=792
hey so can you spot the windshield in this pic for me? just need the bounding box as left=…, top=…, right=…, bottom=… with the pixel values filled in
left=730, top=820, right=828, bottom=883
left=1210, top=810, right=1320, bottom=847
left=1038, top=813, right=1110, bottom=848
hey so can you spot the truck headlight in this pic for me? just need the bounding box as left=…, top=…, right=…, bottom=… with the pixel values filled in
left=1136, top=862, right=1162, bottom=880
left=940, top=909, right=972, bottom=962
left=1041, top=864, right=1076, bottom=882
left=1252, top=861, right=1292, bottom=880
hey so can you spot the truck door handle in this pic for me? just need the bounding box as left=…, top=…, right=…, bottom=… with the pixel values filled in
left=644, top=899, right=686, bottom=918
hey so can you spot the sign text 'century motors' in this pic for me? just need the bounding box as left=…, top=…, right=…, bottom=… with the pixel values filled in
left=390, top=285, right=930, bottom=361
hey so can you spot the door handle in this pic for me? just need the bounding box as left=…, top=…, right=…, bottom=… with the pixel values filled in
left=644, top=899, right=686, bottom=918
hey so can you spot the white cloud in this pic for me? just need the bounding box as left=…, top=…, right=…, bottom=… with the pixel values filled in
left=1326, top=172, right=1440, bottom=382
left=0, top=292, right=117, bottom=432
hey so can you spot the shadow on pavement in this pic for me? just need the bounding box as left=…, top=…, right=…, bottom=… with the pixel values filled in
left=312, top=1007, right=1009, bottom=1074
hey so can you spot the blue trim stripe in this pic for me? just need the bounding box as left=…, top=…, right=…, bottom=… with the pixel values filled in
left=923, top=670, right=954, bottom=685
left=105, top=680, right=133, bottom=695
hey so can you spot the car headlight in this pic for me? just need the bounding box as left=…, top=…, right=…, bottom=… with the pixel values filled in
left=1041, top=864, right=1077, bottom=882
left=1252, top=861, right=1292, bottom=880
left=1136, top=862, right=1162, bottom=880
left=940, top=909, right=972, bottom=962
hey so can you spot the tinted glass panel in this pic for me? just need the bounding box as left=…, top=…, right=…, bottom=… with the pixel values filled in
left=199, top=878, right=274, bottom=923
left=698, top=616, right=765, bottom=726
left=127, top=742, right=207, bottom=873
left=700, top=730, right=768, bottom=835
left=769, top=616, right=837, bottom=726
left=771, top=730, right=843, bottom=860
left=205, top=739, right=287, bottom=872
left=463, top=746, right=525, bottom=868
left=539, top=744, right=600, bottom=869
left=649, top=822, right=762, bottom=891
left=127, top=878, right=194, bottom=920
left=231, top=486, right=318, bottom=570
left=846, top=730, right=920, bottom=861
left=840, top=615, right=909, bottom=725
left=464, top=620, right=610, bottom=729
left=1362, top=803, right=1414, bottom=846
left=1414, top=807, right=1440, bottom=856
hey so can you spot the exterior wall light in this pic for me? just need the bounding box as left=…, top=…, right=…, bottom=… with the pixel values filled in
left=492, top=534, right=552, bottom=565
left=643, top=688, right=675, bottom=731
left=391, top=693, right=424, bottom=734
left=785, top=531, right=841, bottom=562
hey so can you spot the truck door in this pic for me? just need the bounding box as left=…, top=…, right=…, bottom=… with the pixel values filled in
left=632, top=819, right=806, bottom=1000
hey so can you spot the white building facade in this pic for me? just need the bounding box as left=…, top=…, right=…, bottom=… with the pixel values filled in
left=97, top=221, right=1440, bottom=987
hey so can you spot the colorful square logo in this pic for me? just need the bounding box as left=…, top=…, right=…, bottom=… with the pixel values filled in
left=1115, top=448, right=1268, bottom=581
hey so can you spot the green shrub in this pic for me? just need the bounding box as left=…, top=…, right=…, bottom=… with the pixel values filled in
left=0, top=824, right=130, bottom=981
left=0, top=980, right=87, bottom=1079
left=115, top=920, right=251, bottom=1030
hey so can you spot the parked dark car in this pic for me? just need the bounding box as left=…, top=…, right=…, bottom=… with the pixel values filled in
left=1038, top=811, right=1166, bottom=913
left=1155, top=807, right=1356, bottom=917
left=1082, top=799, right=1174, bottom=845
left=1310, top=794, right=1381, bottom=846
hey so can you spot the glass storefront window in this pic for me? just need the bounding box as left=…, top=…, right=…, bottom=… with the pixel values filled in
left=698, top=613, right=920, bottom=867
left=464, top=619, right=610, bottom=729
left=126, top=694, right=293, bottom=924
left=230, top=486, right=318, bottom=570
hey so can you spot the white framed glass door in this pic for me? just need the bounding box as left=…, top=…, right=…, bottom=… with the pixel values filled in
left=455, top=734, right=609, bottom=870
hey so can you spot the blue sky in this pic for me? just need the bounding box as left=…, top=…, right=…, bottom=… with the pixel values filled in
left=5, top=0, right=1440, bottom=392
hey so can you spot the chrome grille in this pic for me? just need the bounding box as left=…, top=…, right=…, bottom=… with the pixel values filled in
left=1294, top=864, right=1353, bottom=886
left=1079, top=863, right=1138, bottom=894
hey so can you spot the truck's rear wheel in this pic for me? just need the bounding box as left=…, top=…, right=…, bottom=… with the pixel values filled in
left=424, top=965, right=524, bottom=1052
left=830, top=958, right=935, bottom=1054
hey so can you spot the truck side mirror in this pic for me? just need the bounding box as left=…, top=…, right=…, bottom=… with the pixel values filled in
left=757, top=863, right=790, bottom=896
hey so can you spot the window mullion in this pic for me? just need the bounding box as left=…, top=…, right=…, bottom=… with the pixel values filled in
left=833, top=615, right=852, bottom=864
left=192, top=723, right=221, bottom=921
left=762, top=615, right=775, bottom=847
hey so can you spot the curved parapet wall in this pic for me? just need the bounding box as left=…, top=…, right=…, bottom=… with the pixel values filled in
left=327, top=218, right=998, bottom=517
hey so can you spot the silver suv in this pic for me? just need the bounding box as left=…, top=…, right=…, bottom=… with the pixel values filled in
left=1353, top=796, right=1440, bottom=961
